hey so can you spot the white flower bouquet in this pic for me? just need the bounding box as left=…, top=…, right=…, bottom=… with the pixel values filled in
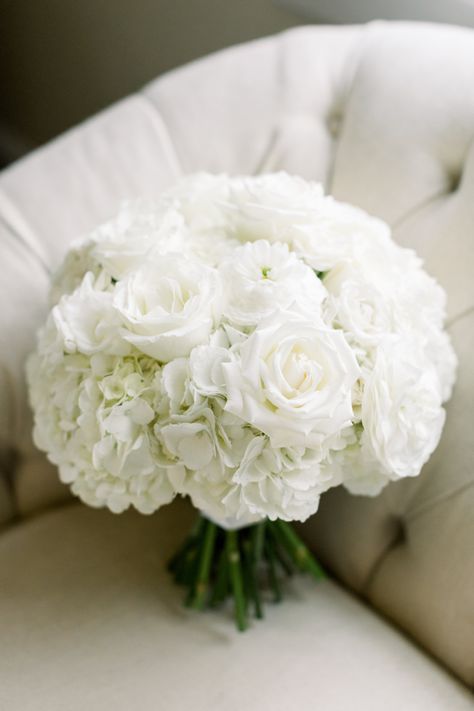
left=27, top=173, right=456, bottom=630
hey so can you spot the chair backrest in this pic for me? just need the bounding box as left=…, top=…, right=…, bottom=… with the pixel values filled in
left=0, top=21, right=472, bottom=686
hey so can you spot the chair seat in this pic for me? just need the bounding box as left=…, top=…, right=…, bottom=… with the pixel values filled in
left=0, top=499, right=471, bottom=710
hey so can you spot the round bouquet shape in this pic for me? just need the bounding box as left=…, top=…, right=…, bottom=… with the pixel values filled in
left=28, top=173, right=457, bottom=630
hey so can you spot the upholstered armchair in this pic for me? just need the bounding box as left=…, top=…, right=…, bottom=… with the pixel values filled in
left=0, top=21, right=473, bottom=709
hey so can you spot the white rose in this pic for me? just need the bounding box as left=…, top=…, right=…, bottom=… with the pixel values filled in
left=160, top=173, right=232, bottom=232
left=421, top=326, right=457, bottom=402
left=53, top=272, right=131, bottom=356
left=222, top=173, right=325, bottom=243
left=292, top=204, right=392, bottom=272
left=162, top=172, right=325, bottom=244
left=91, top=201, right=189, bottom=279
left=219, top=240, right=326, bottom=327
left=114, top=254, right=222, bottom=362
left=51, top=202, right=191, bottom=304
left=323, top=251, right=456, bottom=388
left=185, top=231, right=241, bottom=267
left=361, top=337, right=446, bottom=479
left=324, top=263, right=395, bottom=352
left=323, top=235, right=447, bottom=330
left=49, top=237, right=98, bottom=305
left=222, top=313, right=360, bottom=448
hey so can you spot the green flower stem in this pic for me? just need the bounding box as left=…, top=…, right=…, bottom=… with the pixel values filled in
left=209, top=547, right=229, bottom=607
left=175, top=549, right=195, bottom=586
left=169, top=516, right=325, bottom=631
left=273, top=520, right=326, bottom=580
left=267, top=525, right=294, bottom=577
left=184, top=550, right=202, bottom=606
left=190, top=520, right=218, bottom=610
left=243, top=539, right=263, bottom=619
left=226, top=530, right=247, bottom=632
left=252, top=521, right=266, bottom=563
left=265, top=537, right=282, bottom=602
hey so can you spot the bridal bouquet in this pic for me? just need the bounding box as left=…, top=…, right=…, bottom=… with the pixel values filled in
left=27, top=173, right=456, bottom=630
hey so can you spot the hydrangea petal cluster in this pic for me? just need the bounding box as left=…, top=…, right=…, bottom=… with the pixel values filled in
left=27, top=173, right=456, bottom=527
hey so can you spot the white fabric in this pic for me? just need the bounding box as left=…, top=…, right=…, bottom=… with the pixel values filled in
left=0, top=499, right=472, bottom=711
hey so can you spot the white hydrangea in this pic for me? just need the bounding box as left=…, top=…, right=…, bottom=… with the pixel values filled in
left=231, top=435, right=338, bottom=522
left=27, top=172, right=457, bottom=527
left=27, top=318, right=175, bottom=514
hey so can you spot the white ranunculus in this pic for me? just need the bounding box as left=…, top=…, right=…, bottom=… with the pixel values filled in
left=114, top=254, right=222, bottom=362
left=219, top=240, right=326, bottom=326
left=222, top=313, right=360, bottom=448
left=361, top=337, right=446, bottom=479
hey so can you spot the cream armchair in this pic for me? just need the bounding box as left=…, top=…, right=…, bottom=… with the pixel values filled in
left=0, top=21, right=473, bottom=710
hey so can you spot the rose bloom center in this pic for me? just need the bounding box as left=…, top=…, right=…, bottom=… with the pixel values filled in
left=275, top=342, right=324, bottom=398
left=137, top=277, right=192, bottom=315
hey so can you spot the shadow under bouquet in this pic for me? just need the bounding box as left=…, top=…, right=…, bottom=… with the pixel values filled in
left=27, top=173, right=456, bottom=630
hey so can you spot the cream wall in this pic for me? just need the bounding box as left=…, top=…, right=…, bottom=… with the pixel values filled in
left=0, top=0, right=300, bottom=153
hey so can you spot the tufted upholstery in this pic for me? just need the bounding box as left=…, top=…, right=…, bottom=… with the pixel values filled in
left=0, top=21, right=473, bottom=703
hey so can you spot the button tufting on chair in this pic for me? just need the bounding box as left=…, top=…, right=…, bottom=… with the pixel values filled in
left=326, top=111, right=343, bottom=139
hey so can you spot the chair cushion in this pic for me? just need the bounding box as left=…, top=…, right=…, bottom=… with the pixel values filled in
left=0, top=500, right=471, bottom=711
